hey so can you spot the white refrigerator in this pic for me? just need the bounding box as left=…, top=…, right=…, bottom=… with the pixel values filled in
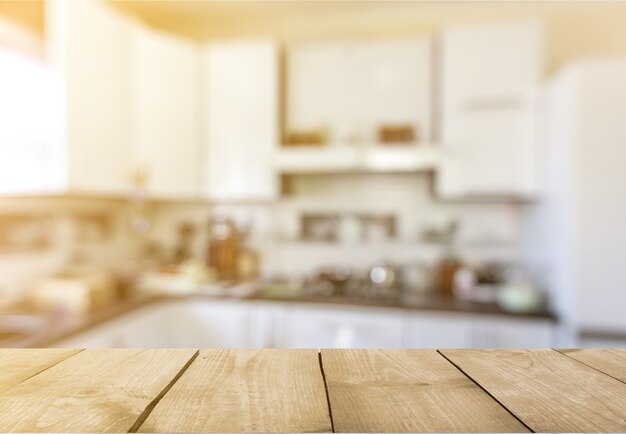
left=523, top=57, right=626, bottom=345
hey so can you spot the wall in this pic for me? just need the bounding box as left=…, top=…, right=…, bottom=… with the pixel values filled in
left=148, top=173, right=525, bottom=280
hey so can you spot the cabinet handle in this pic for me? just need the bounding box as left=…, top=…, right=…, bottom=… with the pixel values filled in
left=462, top=97, right=523, bottom=112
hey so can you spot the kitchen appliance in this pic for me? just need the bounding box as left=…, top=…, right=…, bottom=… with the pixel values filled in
left=524, top=58, right=626, bottom=337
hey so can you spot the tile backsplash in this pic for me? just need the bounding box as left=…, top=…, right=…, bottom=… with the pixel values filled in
left=0, top=173, right=526, bottom=296
left=0, top=198, right=141, bottom=297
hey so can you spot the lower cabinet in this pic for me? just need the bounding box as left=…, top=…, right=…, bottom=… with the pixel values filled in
left=53, top=299, right=250, bottom=348
left=470, top=316, right=553, bottom=348
left=403, top=312, right=474, bottom=348
left=53, top=298, right=555, bottom=348
left=167, top=299, right=250, bottom=348
left=277, top=304, right=404, bottom=349
left=404, top=312, right=554, bottom=348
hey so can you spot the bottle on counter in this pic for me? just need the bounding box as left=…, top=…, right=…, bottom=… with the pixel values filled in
left=434, top=256, right=462, bottom=297
left=433, top=220, right=461, bottom=297
left=206, top=217, right=239, bottom=280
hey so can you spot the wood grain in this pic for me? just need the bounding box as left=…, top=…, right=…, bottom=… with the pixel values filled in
left=320, top=349, right=528, bottom=432
left=558, top=348, right=626, bottom=383
left=441, top=349, right=626, bottom=432
left=138, top=349, right=332, bottom=433
left=0, top=349, right=81, bottom=394
left=0, top=349, right=196, bottom=433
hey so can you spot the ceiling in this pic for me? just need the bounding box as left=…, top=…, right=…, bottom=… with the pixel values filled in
left=109, top=1, right=582, bottom=40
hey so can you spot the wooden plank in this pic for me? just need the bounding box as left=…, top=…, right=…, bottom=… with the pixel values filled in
left=0, top=349, right=196, bottom=433
left=320, top=349, right=528, bottom=432
left=441, top=349, right=626, bottom=432
left=558, top=348, right=626, bottom=383
left=138, top=349, right=332, bottom=433
left=0, top=349, right=81, bottom=394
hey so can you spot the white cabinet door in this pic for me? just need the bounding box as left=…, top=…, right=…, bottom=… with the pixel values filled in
left=53, top=322, right=124, bottom=348
left=203, top=40, right=278, bottom=200
left=46, top=0, right=134, bottom=195
left=53, top=302, right=176, bottom=348
left=441, top=20, right=543, bottom=109
left=131, top=27, right=200, bottom=199
left=439, top=108, right=538, bottom=197
left=281, top=305, right=404, bottom=348
left=248, top=301, right=288, bottom=348
left=438, top=20, right=542, bottom=199
left=53, top=299, right=251, bottom=348
left=169, top=299, right=251, bottom=348
left=287, top=38, right=432, bottom=144
left=471, top=317, right=553, bottom=348
left=403, top=312, right=473, bottom=348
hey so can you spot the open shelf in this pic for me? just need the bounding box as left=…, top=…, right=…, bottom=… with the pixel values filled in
left=275, top=143, right=442, bottom=174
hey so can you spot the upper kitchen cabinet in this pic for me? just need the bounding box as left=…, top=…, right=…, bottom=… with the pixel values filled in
left=441, top=21, right=543, bottom=110
left=130, top=26, right=201, bottom=199
left=2, top=0, right=200, bottom=199
left=287, top=38, right=432, bottom=143
left=437, top=21, right=544, bottom=199
left=45, top=0, right=135, bottom=195
left=278, top=38, right=435, bottom=173
left=202, top=40, right=279, bottom=201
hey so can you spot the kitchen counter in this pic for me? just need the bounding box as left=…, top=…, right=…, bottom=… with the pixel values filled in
left=0, top=283, right=556, bottom=348
left=250, top=290, right=557, bottom=320
left=0, top=348, right=624, bottom=432
left=0, top=295, right=162, bottom=348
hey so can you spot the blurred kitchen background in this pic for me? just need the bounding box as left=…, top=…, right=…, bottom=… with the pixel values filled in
left=1, top=0, right=625, bottom=349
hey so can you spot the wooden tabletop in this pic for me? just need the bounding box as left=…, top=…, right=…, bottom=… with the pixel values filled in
left=0, top=349, right=624, bottom=433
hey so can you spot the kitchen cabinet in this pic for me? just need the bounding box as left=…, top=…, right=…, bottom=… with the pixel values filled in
left=53, top=298, right=555, bottom=349
left=404, top=311, right=553, bottom=348
left=44, top=0, right=135, bottom=195
left=437, top=20, right=543, bottom=199
left=247, top=301, right=288, bottom=348
left=279, top=304, right=404, bottom=348
left=403, top=312, right=473, bottom=348
left=130, top=27, right=201, bottom=199
left=4, top=1, right=200, bottom=198
left=167, top=299, right=250, bottom=348
left=287, top=38, right=432, bottom=144
left=53, top=303, right=172, bottom=348
left=54, top=299, right=251, bottom=348
left=471, top=316, right=553, bottom=348
left=280, top=38, right=433, bottom=174
left=441, top=21, right=543, bottom=110
left=52, top=323, right=120, bottom=348
left=203, top=40, right=278, bottom=201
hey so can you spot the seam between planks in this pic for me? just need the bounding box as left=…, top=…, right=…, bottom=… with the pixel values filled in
left=128, top=350, right=200, bottom=433
left=317, top=349, right=336, bottom=433
left=0, top=348, right=85, bottom=396
left=436, top=349, right=535, bottom=433
left=552, top=348, right=626, bottom=385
